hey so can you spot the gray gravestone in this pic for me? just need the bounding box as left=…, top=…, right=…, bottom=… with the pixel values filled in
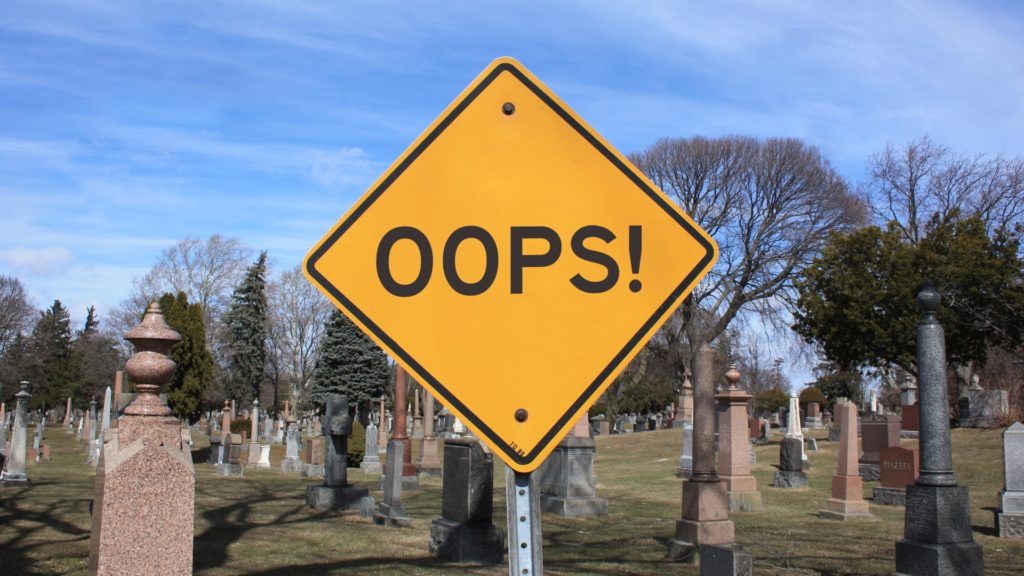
left=360, top=421, right=382, bottom=474
left=895, top=285, right=983, bottom=575
left=677, top=423, right=694, bottom=478
left=281, top=422, right=301, bottom=473
left=306, top=395, right=369, bottom=511
left=428, top=438, right=502, bottom=563
left=997, top=422, right=1024, bottom=538
left=217, top=433, right=244, bottom=476
left=1, top=382, right=31, bottom=484
left=772, top=437, right=807, bottom=488
left=700, top=544, right=752, bottom=576
left=535, top=435, right=608, bottom=517
left=374, top=440, right=411, bottom=527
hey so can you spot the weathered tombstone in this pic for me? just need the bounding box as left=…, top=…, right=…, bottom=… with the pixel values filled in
left=700, top=543, right=753, bottom=576
left=805, top=402, right=823, bottom=429
left=248, top=399, right=261, bottom=465
left=100, top=386, right=112, bottom=433
left=894, top=285, right=983, bottom=575
left=874, top=445, right=919, bottom=506
left=302, top=437, right=325, bottom=478
left=667, top=344, right=740, bottom=564
left=673, top=372, right=694, bottom=428
left=807, top=438, right=818, bottom=451
left=0, top=402, right=7, bottom=454
left=820, top=401, right=871, bottom=519
left=716, top=367, right=761, bottom=512
left=374, top=439, right=412, bottom=527
left=63, top=397, right=72, bottom=430
left=771, top=437, right=807, bottom=488
left=676, top=422, right=693, bottom=478
left=87, top=302, right=194, bottom=576
left=428, top=438, right=502, bottom=563
left=784, top=392, right=808, bottom=468
left=958, top=386, right=1009, bottom=428
left=859, top=414, right=900, bottom=481
left=996, top=422, right=1024, bottom=538
left=281, top=418, right=301, bottom=473
left=360, top=421, right=382, bottom=474
left=535, top=414, right=608, bottom=517
left=417, top=391, right=442, bottom=476
left=0, top=382, right=31, bottom=485
left=217, top=433, right=244, bottom=476
left=306, top=395, right=370, bottom=511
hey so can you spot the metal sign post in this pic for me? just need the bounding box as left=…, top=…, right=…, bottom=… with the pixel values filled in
left=506, top=466, right=543, bottom=575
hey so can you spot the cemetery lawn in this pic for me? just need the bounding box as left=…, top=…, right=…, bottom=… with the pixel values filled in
left=2, top=426, right=1022, bottom=575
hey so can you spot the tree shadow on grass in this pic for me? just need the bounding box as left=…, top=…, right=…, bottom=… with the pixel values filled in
left=0, top=482, right=91, bottom=576
left=973, top=506, right=999, bottom=537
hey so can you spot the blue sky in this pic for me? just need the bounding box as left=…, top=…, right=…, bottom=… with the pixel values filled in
left=2, top=1, right=1023, bottom=379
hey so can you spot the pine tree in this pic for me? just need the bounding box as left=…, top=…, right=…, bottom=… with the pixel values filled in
left=310, top=309, right=388, bottom=420
left=82, top=305, right=99, bottom=336
left=73, top=306, right=121, bottom=406
left=224, top=251, right=268, bottom=402
left=159, top=292, right=214, bottom=422
left=25, top=300, right=81, bottom=409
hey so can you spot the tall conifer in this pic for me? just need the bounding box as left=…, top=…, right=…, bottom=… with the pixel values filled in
left=224, top=251, right=268, bottom=402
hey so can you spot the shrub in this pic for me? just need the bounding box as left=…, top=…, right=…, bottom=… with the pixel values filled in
left=798, top=387, right=828, bottom=408
left=230, top=419, right=251, bottom=435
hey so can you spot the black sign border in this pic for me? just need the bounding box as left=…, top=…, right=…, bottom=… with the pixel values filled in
left=307, top=62, right=716, bottom=467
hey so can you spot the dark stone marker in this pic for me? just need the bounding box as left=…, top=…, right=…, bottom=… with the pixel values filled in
left=306, top=395, right=369, bottom=512
left=859, top=414, right=900, bottom=481
left=700, top=544, right=752, bottom=576
left=894, top=285, right=983, bottom=576
left=428, top=439, right=502, bottom=563
left=374, top=440, right=411, bottom=527
left=772, top=437, right=807, bottom=488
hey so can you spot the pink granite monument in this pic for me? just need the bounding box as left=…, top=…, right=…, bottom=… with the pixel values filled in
left=417, top=390, right=442, bottom=476
left=88, top=303, right=194, bottom=575
left=716, top=366, right=761, bottom=511
left=820, top=401, right=870, bottom=520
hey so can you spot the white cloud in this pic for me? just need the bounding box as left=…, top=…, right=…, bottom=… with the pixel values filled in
left=0, top=246, right=75, bottom=276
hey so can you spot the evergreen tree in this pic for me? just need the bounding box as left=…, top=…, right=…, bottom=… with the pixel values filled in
left=310, top=309, right=388, bottom=420
left=159, top=292, right=214, bottom=422
left=25, top=300, right=81, bottom=409
left=73, top=306, right=121, bottom=406
left=82, top=305, right=99, bottom=336
left=224, top=251, right=268, bottom=402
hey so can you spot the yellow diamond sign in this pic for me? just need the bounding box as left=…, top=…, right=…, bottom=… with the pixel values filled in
left=305, top=57, right=717, bottom=472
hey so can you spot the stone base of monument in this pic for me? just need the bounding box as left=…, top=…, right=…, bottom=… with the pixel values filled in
left=380, top=475, right=420, bottom=491
left=667, top=481, right=735, bottom=563
left=373, top=502, right=411, bottom=527
left=301, top=463, right=324, bottom=478
left=417, top=465, right=442, bottom=478
left=216, top=463, right=243, bottom=477
left=771, top=470, right=807, bottom=488
left=699, top=543, right=752, bottom=576
left=900, top=430, right=919, bottom=439
left=305, top=484, right=370, bottom=511
left=872, top=486, right=907, bottom=506
left=677, top=463, right=693, bottom=478
left=819, top=497, right=871, bottom=519
left=805, top=417, right=823, bottom=429
left=894, top=484, right=984, bottom=576
left=428, top=518, right=503, bottom=563
left=858, top=463, right=880, bottom=481
left=996, top=511, right=1024, bottom=538
left=281, top=458, right=301, bottom=473
left=359, top=460, right=382, bottom=475
left=727, top=491, right=763, bottom=512
left=0, top=471, right=29, bottom=485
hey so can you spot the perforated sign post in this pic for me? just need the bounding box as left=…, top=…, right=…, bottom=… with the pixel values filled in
left=305, top=57, right=717, bottom=574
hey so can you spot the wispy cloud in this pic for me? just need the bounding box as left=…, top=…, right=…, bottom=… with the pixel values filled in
left=0, top=246, right=75, bottom=276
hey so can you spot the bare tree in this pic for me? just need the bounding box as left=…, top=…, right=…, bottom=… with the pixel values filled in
left=864, top=135, right=1024, bottom=242
left=265, top=265, right=332, bottom=413
left=0, top=276, right=36, bottom=356
left=108, top=234, right=252, bottom=356
left=630, top=136, right=864, bottom=373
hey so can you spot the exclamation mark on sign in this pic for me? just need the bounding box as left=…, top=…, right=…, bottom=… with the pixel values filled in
left=628, top=225, right=642, bottom=293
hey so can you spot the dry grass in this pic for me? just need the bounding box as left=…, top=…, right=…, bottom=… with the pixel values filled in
left=1, top=423, right=1022, bottom=575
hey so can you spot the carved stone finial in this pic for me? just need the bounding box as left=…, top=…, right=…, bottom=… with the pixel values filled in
left=16, top=381, right=31, bottom=398
left=725, top=365, right=741, bottom=390
left=918, top=282, right=941, bottom=324
left=123, top=302, right=181, bottom=416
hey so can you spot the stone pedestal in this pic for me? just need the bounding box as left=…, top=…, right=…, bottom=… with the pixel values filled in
left=88, top=303, right=194, bottom=576
left=895, top=484, right=983, bottom=575
left=418, top=437, right=442, bottom=477
left=428, top=439, right=502, bottom=563
left=667, top=480, right=735, bottom=562
left=536, top=436, right=608, bottom=517
left=821, top=402, right=871, bottom=519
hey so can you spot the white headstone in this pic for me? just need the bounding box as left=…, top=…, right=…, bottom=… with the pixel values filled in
left=785, top=392, right=807, bottom=463
left=101, top=386, right=112, bottom=432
